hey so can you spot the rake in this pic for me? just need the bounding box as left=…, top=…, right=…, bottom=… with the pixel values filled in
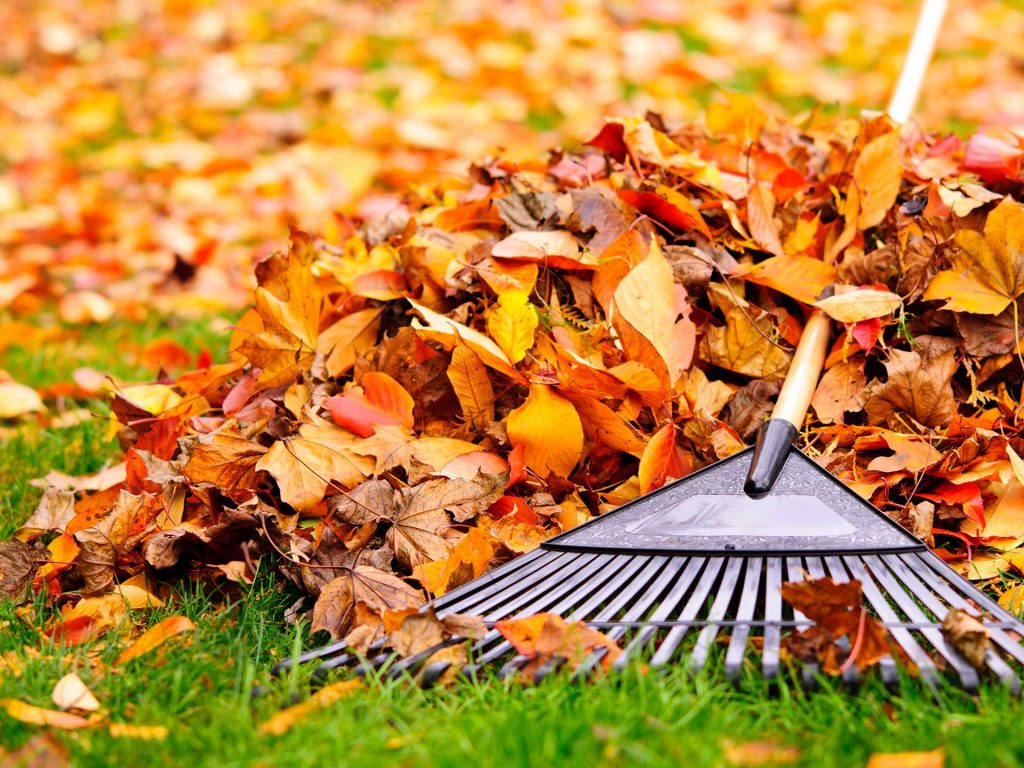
left=273, top=0, right=1024, bottom=693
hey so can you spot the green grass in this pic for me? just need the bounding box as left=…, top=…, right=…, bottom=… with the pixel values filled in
left=2, top=317, right=1023, bottom=767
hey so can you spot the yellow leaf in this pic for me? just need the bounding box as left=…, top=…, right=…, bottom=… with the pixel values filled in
left=108, top=723, right=169, bottom=741
left=722, top=739, right=801, bottom=766
left=258, top=680, right=363, bottom=736
left=485, top=291, right=538, bottom=364
left=447, top=341, right=495, bottom=429
left=409, top=299, right=525, bottom=382
left=998, top=584, right=1024, bottom=614
left=814, top=288, right=902, bottom=323
left=1007, top=444, right=1024, bottom=487
left=506, top=385, right=583, bottom=478
left=0, top=382, right=44, bottom=418
left=706, top=92, right=766, bottom=143
left=853, top=131, right=902, bottom=229
left=613, top=241, right=695, bottom=385
left=116, top=615, right=195, bottom=665
left=1, top=699, right=90, bottom=729
left=924, top=197, right=1024, bottom=315
left=317, top=307, right=384, bottom=378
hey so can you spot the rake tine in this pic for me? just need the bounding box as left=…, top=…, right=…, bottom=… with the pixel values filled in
left=823, top=556, right=899, bottom=688
left=533, top=655, right=567, bottom=684
left=843, top=556, right=940, bottom=690
left=646, top=556, right=731, bottom=669
left=724, top=557, right=762, bottom=682
left=461, top=556, right=665, bottom=681
left=439, top=551, right=585, bottom=616
left=612, top=557, right=706, bottom=672
left=573, top=556, right=686, bottom=675
left=270, top=638, right=353, bottom=678
left=805, top=557, right=858, bottom=688
left=431, top=549, right=548, bottom=614
left=900, top=553, right=1024, bottom=674
left=460, top=553, right=627, bottom=674
left=863, top=554, right=979, bottom=692
left=762, top=557, right=783, bottom=681
left=785, top=557, right=820, bottom=689
left=384, top=638, right=464, bottom=682
left=420, top=661, right=453, bottom=689
left=886, top=555, right=1018, bottom=691
left=684, top=557, right=741, bottom=675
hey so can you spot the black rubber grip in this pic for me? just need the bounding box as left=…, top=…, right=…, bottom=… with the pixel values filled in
left=744, top=419, right=799, bottom=499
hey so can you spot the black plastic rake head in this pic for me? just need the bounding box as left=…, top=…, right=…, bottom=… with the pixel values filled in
left=273, top=446, right=1024, bottom=694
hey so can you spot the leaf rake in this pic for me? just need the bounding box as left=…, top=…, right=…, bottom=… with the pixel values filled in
left=271, top=0, right=1024, bottom=693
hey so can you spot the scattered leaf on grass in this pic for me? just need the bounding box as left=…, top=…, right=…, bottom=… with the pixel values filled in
left=866, top=750, right=945, bottom=768
left=258, top=680, right=363, bottom=737
left=116, top=616, right=196, bottom=665
left=0, top=699, right=90, bottom=730
left=722, top=739, right=801, bottom=766
left=51, top=674, right=100, bottom=713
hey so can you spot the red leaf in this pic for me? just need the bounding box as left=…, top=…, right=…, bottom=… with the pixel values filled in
left=849, top=318, right=883, bottom=352
left=919, top=481, right=985, bottom=528
left=584, top=122, right=627, bottom=163
left=638, top=424, right=689, bottom=494
left=617, top=188, right=711, bottom=237
left=507, top=443, right=526, bottom=487
left=326, top=372, right=415, bottom=438
left=963, top=133, right=1023, bottom=182
left=488, top=495, right=537, bottom=524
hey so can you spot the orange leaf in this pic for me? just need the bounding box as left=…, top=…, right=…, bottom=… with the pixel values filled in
left=326, top=372, right=415, bottom=438
left=1, top=699, right=90, bottom=730
left=116, top=615, right=195, bottom=665
left=618, top=187, right=711, bottom=237
left=733, top=255, right=835, bottom=305
left=506, top=385, right=583, bottom=479
left=638, top=424, right=689, bottom=494
left=866, top=750, right=945, bottom=768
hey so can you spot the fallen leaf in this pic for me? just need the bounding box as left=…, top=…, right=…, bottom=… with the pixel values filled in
left=734, top=255, right=835, bottom=305
left=866, top=750, right=945, bottom=768
left=814, top=288, right=902, bottom=322
left=116, top=615, right=196, bottom=665
left=0, top=700, right=90, bottom=730
left=722, top=740, right=801, bottom=766
left=941, top=608, right=989, bottom=669
left=51, top=674, right=100, bottom=713
left=326, top=372, right=416, bottom=437
left=863, top=337, right=957, bottom=428
left=311, top=566, right=423, bottom=640
left=258, top=680, right=363, bottom=736
left=506, top=385, right=583, bottom=478
left=447, top=341, right=495, bottom=430
left=485, top=291, right=538, bottom=364
left=854, top=131, right=902, bottom=229
left=924, top=197, right=1024, bottom=315
left=0, top=381, right=44, bottom=419
left=107, top=723, right=169, bottom=741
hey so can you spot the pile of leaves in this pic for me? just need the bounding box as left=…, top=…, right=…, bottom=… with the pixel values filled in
left=2, top=0, right=1021, bottom=322
left=5, top=99, right=1024, bottom=657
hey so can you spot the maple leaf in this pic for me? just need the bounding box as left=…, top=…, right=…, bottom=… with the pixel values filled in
left=924, top=197, right=1024, bottom=315
left=311, top=566, right=423, bottom=640
left=701, top=284, right=792, bottom=381
left=0, top=540, right=40, bottom=601
left=233, top=231, right=322, bottom=389
left=494, top=613, right=622, bottom=675
left=255, top=421, right=372, bottom=513
left=183, top=428, right=269, bottom=493
left=74, top=490, right=154, bottom=595
left=863, top=336, right=957, bottom=428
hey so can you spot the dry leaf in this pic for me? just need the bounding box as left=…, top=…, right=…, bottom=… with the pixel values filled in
left=258, top=680, right=363, bottom=737
left=0, top=699, right=90, bottom=730
left=116, top=615, right=196, bottom=665
left=51, top=674, right=100, bottom=713
left=485, top=291, right=539, bottom=364
left=941, top=608, right=989, bottom=669
left=722, top=740, right=801, bottom=766
left=506, top=384, right=583, bottom=478
left=866, top=750, right=945, bottom=768
left=854, top=131, right=902, bottom=229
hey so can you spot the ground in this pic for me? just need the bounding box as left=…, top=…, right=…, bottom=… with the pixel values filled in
left=0, top=318, right=1020, bottom=767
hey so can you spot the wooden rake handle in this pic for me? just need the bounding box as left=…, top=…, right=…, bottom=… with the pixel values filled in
left=743, top=0, right=946, bottom=498
left=743, top=309, right=829, bottom=499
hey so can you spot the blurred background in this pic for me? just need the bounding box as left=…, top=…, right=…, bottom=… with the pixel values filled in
left=1, top=0, right=1022, bottom=318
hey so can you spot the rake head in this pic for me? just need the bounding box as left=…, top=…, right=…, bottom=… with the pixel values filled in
left=273, top=449, right=1024, bottom=693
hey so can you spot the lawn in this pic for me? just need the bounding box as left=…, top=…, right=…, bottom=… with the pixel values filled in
left=0, top=319, right=1021, bottom=768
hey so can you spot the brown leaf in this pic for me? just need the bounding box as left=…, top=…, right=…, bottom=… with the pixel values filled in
left=701, top=285, right=792, bottom=381
left=183, top=429, right=268, bottom=492
left=144, top=506, right=260, bottom=570
left=15, top=488, right=76, bottom=542
left=391, top=475, right=505, bottom=567
left=311, top=566, right=423, bottom=640
left=0, top=540, right=40, bottom=601
left=74, top=490, right=153, bottom=595
left=494, top=613, right=621, bottom=674
left=329, top=478, right=399, bottom=526
left=387, top=609, right=446, bottom=658
left=941, top=608, right=989, bottom=669
left=863, top=336, right=957, bottom=428
left=810, top=360, right=866, bottom=425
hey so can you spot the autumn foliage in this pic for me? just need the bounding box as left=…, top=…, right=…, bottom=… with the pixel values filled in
left=6, top=98, right=1024, bottom=655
